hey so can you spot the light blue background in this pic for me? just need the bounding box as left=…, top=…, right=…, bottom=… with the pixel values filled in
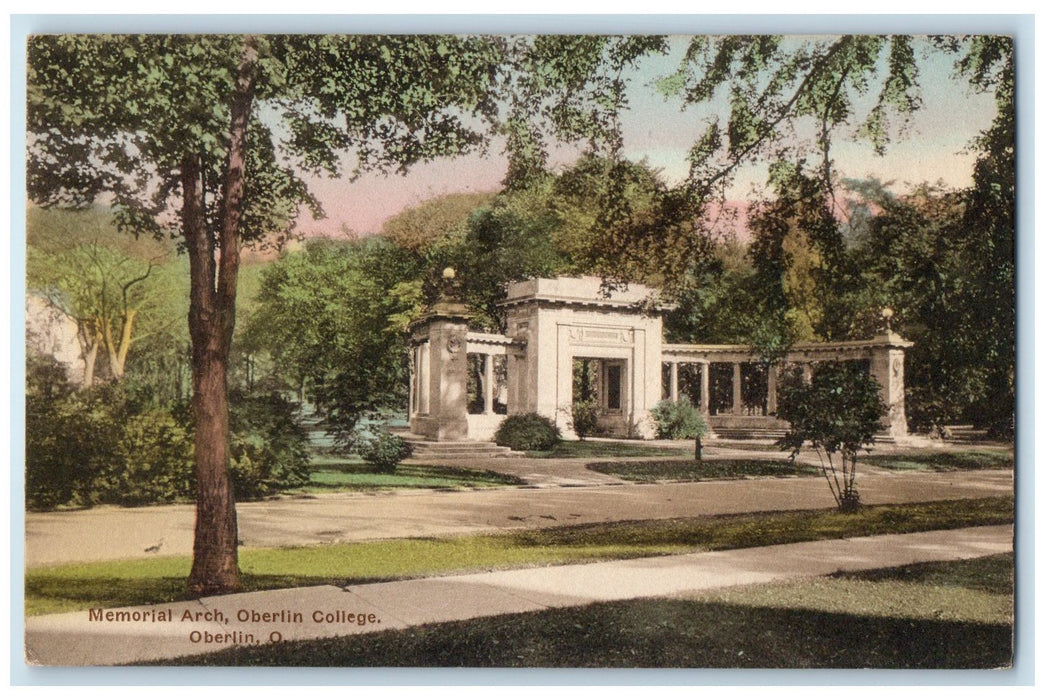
left=9, top=13, right=1035, bottom=687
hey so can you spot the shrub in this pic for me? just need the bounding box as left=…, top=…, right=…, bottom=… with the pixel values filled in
left=26, top=352, right=91, bottom=509
left=26, top=377, right=196, bottom=509
left=650, top=399, right=708, bottom=440
left=25, top=371, right=311, bottom=509
left=569, top=398, right=601, bottom=440
left=96, top=409, right=195, bottom=506
left=494, top=413, right=561, bottom=451
left=356, top=430, right=413, bottom=474
left=228, top=390, right=312, bottom=498
left=776, top=362, right=886, bottom=512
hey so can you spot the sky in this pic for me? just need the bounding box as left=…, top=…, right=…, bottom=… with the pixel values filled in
left=293, top=35, right=999, bottom=238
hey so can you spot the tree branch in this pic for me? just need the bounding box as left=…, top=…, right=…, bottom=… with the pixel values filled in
left=215, top=35, right=260, bottom=342
left=692, top=38, right=849, bottom=199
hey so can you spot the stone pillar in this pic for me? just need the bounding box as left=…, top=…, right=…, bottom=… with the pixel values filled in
left=483, top=353, right=494, bottom=415
left=766, top=364, right=778, bottom=415
left=732, top=362, right=743, bottom=415
left=408, top=299, right=471, bottom=441
left=419, top=342, right=430, bottom=414
left=428, top=316, right=469, bottom=440
left=408, top=347, right=417, bottom=416
left=669, top=362, right=679, bottom=402
left=869, top=331, right=914, bottom=438
left=699, top=362, right=710, bottom=415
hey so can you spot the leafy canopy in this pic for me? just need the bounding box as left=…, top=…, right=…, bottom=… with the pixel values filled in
left=28, top=34, right=510, bottom=244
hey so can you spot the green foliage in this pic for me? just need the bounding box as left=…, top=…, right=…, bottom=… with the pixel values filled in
left=27, top=206, right=183, bottom=384
left=25, top=352, right=100, bottom=509
left=380, top=191, right=498, bottom=252
left=96, top=407, right=196, bottom=507
left=569, top=399, right=602, bottom=441
left=494, top=413, right=561, bottom=452
left=227, top=390, right=311, bottom=499
left=243, top=237, right=424, bottom=442
left=664, top=236, right=757, bottom=344
left=440, top=187, right=566, bottom=329
left=27, top=35, right=511, bottom=241
left=747, top=160, right=855, bottom=342
left=667, top=36, right=922, bottom=194
left=25, top=360, right=195, bottom=510
left=355, top=431, right=414, bottom=474
left=420, top=156, right=696, bottom=330
left=25, top=356, right=310, bottom=509
left=650, top=399, right=708, bottom=440
left=776, top=363, right=886, bottom=511
left=847, top=173, right=1012, bottom=434
left=953, top=37, right=1014, bottom=437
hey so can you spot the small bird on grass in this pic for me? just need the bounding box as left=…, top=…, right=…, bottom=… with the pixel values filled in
left=144, top=537, right=166, bottom=554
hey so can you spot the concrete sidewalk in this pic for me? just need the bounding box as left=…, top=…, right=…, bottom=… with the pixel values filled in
left=24, top=524, right=1012, bottom=666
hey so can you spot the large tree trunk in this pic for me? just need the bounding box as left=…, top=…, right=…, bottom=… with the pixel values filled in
left=184, top=36, right=258, bottom=596
left=182, top=153, right=240, bottom=595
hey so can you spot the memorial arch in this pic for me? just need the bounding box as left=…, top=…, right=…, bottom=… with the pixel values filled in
left=407, top=276, right=912, bottom=442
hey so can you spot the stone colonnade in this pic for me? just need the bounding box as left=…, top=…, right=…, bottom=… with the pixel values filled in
left=662, top=331, right=914, bottom=437
left=408, top=277, right=914, bottom=442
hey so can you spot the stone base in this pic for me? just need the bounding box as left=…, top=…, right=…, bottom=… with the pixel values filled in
left=409, top=415, right=468, bottom=441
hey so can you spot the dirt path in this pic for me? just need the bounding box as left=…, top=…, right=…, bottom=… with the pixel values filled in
left=24, top=467, right=1012, bottom=568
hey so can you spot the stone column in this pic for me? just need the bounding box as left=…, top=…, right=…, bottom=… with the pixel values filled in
left=869, top=331, right=914, bottom=438
left=419, top=342, right=430, bottom=414
left=669, top=362, right=679, bottom=402
left=699, top=362, right=710, bottom=415
left=483, top=353, right=494, bottom=415
left=408, top=346, right=417, bottom=416
left=732, top=362, right=743, bottom=415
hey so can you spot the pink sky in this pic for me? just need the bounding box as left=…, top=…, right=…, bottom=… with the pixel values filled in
left=291, top=37, right=998, bottom=238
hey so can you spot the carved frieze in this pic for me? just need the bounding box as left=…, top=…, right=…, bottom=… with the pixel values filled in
left=565, top=326, right=634, bottom=346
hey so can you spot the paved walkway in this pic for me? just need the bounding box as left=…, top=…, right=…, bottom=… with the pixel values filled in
left=23, top=524, right=1012, bottom=666
left=25, top=465, right=1012, bottom=567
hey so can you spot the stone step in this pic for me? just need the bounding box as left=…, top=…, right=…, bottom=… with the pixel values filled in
left=396, top=433, right=520, bottom=459
left=411, top=445, right=514, bottom=455
left=711, top=428, right=787, bottom=441
left=410, top=451, right=518, bottom=460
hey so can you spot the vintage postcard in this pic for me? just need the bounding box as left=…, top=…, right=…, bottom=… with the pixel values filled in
left=19, top=23, right=1018, bottom=676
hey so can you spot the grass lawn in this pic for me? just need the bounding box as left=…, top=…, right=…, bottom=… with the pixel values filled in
left=26, top=497, right=1012, bottom=616
left=298, top=457, right=524, bottom=492
left=167, top=553, right=1013, bottom=668
left=863, top=448, right=1013, bottom=472
left=587, top=458, right=819, bottom=482
left=526, top=440, right=690, bottom=459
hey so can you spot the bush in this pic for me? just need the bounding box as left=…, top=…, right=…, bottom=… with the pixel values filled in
left=356, top=431, right=413, bottom=474
left=25, top=366, right=312, bottom=509
left=228, top=390, right=312, bottom=499
left=650, top=399, right=708, bottom=440
left=494, top=413, right=561, bottom=451
left=569, top=398, right=601, bottom=440
left=776, top=362, right=886, bottom=512
left=95, top=408, right=195, bottom=506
